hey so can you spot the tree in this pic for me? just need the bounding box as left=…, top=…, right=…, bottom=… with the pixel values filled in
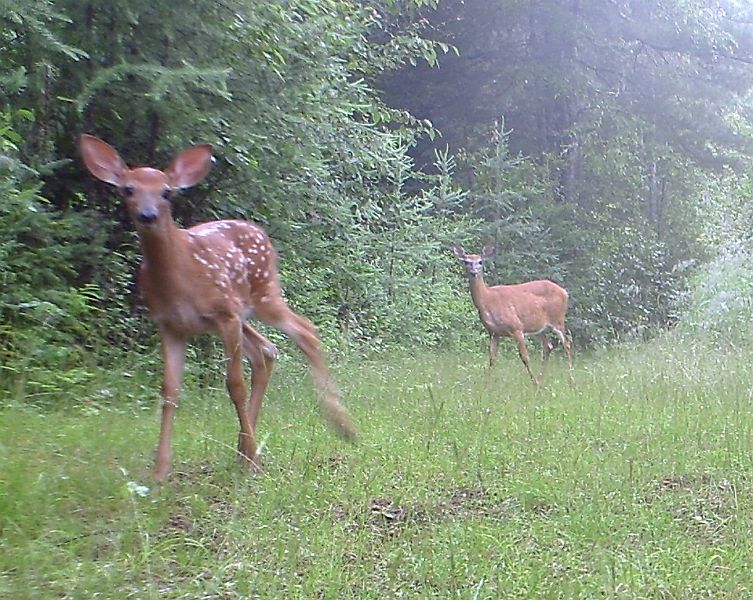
left=1, top=0, right=479, bottom=403
left=380, top=0, right=753, bottom=340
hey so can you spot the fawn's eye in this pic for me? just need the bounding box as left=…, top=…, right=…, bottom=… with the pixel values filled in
left=161, top=188, right=173, bottom=199
left=122, top=185, right=134, bottom=197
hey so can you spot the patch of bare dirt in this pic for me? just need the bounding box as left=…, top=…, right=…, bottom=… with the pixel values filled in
left=652, top=473, right=739, bottom=543
left=331, top=486, right=528, bottom=540
left=437, top=486, right=524, bottom=520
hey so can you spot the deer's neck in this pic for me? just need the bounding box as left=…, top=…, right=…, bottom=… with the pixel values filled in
left=468, top=274, right=491, bottom=308
left=138, top=221, right=190, bottom=283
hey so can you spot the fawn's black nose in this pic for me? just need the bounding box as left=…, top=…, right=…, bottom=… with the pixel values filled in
left=137, top=209, right=159, bottom=224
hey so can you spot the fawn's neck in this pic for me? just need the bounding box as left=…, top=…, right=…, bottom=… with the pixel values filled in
left=137, top=219, right=190, bottom=281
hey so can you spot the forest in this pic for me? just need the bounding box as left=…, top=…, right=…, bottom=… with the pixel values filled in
left=2, top=0, right=752, bottom=394
left=4, top=0, right=753, bottom=597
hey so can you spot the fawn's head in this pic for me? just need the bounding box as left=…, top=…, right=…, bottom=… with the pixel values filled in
left=79, top=134, right=213, bottom=231
left=452, top=243, right=496, bottom=277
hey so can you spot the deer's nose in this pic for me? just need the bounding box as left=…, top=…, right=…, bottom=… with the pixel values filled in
left=137, top=209, right=159, bottom=224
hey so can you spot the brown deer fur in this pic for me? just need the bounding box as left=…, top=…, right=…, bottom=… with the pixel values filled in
left=80, top=134, right=356, bottom=481
left=453, top=243, right=573, bottom=385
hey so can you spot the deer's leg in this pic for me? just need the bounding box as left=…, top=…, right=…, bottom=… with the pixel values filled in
left=537, top=333, right=554, bottom=380
left=489, top=334, right=499, bottom=367
left=154, top=328, right=187, bottom=482
left=217, top=318, right=258, bottom=470
left=513, top=330, right=538, bottom=385
left=553, top=326, right=575, bottom=384
left=540, top=333, right=553, bottom=361
left=241, top=322, right=277, bottom=442
left=257, top=303, right=356, bottom=440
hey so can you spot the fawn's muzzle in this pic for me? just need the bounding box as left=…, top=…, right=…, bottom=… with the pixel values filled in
left=137, top=209, right=159, bottom=224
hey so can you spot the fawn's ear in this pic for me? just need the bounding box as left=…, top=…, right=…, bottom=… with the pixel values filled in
left=481, top=243, right=496, bottom=259
left=451, top=244, right=467, bottom=260
left=79, top=134, right=129, bottom=187
left=165, top=144, right=214, bottom=190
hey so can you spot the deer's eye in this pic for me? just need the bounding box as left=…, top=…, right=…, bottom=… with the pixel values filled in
left=161, top=188, right=173, bottom=199
left=122, top=185, right=134, bottom=197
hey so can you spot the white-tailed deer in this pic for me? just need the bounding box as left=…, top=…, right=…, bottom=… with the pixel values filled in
left=452, top=243, right=573, bottom=385
left=80, top=134, right=356, bottom=481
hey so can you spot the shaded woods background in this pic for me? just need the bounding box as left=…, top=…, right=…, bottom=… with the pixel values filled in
left=3, top=0, right=753, bottom=399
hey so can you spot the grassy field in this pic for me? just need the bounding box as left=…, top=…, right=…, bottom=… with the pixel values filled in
left=2, top=340, right=753, bottom=598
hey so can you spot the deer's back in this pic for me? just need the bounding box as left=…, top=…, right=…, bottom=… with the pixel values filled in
left=486, top=279, right=569, bottom=331
left=140, top=220, right=281, bottom=334
left=506, top=280, right=568, bottom=307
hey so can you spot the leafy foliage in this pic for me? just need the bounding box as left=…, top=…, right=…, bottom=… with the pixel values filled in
left=2, top=0, right=753, bottom=403
left=0, top=110, right=107, bottom=400
left=679, top=172, right=753, bottom=346
left=381, top=0, right=753, bottom=343
left=0, top=0, right=476, bottom=403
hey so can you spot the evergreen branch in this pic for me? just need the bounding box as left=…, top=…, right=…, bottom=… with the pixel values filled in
left=75, top=63, right=232, bottom=112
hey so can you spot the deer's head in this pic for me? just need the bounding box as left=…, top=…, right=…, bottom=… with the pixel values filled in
left=452, top=243, right=495, bottom=277
left=79, top=134, right=213, bottom=231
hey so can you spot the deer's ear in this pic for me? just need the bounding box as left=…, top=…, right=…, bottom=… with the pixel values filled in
left=451, top=244, right=466, bottom=260
left=79, top=134, right=129, bottom=186
left=165, top=144, right=214, bottom=190
left=481, top=243, right=496, bottom=259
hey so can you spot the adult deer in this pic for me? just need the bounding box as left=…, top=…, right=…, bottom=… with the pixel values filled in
left=80, top=134, right=356, bottom=481
left=452, top=243, right=573, bottom=385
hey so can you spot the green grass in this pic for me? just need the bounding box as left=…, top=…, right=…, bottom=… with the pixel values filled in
left=2, top=340, right=753, bottom=598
